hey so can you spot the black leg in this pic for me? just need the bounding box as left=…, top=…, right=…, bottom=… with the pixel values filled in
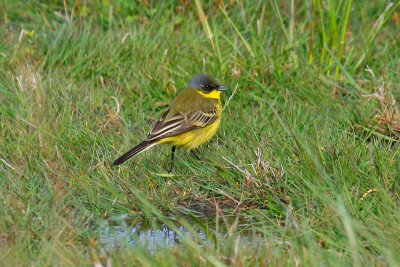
left=191, top=149, right=201, bottom=160
left=169, top=146, right=176, bottom=173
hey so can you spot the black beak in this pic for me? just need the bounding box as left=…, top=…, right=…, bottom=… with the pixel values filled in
left=218, top=85, right=228, bottom=91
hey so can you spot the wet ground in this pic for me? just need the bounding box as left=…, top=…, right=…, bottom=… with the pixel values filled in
left=101, top=223, right=206, bottom=251
left=99, top=216, right=265, bottom=252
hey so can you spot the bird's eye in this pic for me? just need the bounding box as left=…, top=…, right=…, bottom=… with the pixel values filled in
left=204, top=84, right=211, bottom=90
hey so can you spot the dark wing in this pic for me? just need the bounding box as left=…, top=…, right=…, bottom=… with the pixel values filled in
left=150, top=108, right=171, bottom=133
left=146, top=108, right=218, bottom=142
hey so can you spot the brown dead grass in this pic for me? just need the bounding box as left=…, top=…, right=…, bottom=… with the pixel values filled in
left=362, top=67, right=400, bottom=137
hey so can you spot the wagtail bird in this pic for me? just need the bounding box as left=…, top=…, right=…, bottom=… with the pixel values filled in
left=113, top=74, right=226, bottom=170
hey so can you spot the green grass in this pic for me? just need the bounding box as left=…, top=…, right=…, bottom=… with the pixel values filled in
left=1, top=0, right=400, bottom=266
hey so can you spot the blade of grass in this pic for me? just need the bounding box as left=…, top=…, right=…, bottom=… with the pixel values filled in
left=219, top=5, right=255, bottom=58
left=352, top=2, right=398, bottom=72
left=194, top=0, right=219, bottom=61
left=269, top=0, right=289, bottom=41
left=334, top=0, right=353, bottom=80
left=324, top=44, right=362, bottom=93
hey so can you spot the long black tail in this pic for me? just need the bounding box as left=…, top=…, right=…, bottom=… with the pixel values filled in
left=113, top=140, right=156, bottom=166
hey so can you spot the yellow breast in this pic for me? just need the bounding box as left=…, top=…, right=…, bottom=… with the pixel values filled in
left=158, top=101, right=222, bottom=150
left=171, top=116, right=221, bottom=150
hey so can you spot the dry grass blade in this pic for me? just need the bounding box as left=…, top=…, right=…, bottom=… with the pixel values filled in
left=362, top=67, right=400, bottom=136
left=222, top=156, right=262, bottom=187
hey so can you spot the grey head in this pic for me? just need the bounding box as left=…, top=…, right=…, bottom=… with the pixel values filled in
left=187, top=74, right=227, bottom=93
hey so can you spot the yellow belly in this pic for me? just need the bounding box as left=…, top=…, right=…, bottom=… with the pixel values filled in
left=157, top=117, right=221, bottom=150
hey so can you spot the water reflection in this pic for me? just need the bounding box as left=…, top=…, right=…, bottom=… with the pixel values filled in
left=99, top=216, right=266, bottom=252
left=100, top=223, right=207, bottom=252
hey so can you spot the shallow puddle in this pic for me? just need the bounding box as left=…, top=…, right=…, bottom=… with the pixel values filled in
left=100, top=222, right=207, bottom=252
left=99, top=217, right=265, bottom=252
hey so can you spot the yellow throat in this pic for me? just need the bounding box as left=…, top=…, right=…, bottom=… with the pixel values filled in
left=196, top=90, right=221, bottom=99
